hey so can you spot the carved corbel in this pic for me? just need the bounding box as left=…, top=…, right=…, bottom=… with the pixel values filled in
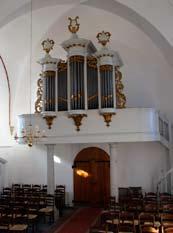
left=101, top=112, right=116, bottom=127
left=43, top=115, right=56, bottom=129
left=69, top=114, right=87, bottom=131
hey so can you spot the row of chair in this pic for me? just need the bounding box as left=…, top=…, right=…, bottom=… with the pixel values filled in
left=90, top=210, right=173, bottom=233
left=0, top=184, right=66, bottom=232
left=0, top=194, right=55, bottom=232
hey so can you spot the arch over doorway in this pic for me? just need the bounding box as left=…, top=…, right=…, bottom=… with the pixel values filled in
left=73, top=147, right=110, bottom=207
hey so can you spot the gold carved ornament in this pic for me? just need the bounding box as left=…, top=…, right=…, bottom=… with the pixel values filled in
left=88, top=94, right=98, bottom=102
left=87, top=56, right=97, bottom=69
left=100, top=65, right=113, bottom=72
left=69, top=114, right=87, bottom=131
left=71, top=92, right=84, bottom=101
left=96, top=31, right=111, bottom=46
left=42, top=39, right=55, bottom=54
left=58, top=60, right=67, bottom=72
left=43, top=115, right=56, bottom=130
left=58, top=97, right=67, bottom=103
left=102, top=95, right=113, bottom=102
left=115, top=66, right=126, bottom=108
left=102, top=113, right=115, bottom=127
left=35, top=78, right=43, bottom=113
left=69, top=55, right=84, bottom=63
left=43, top=70, right=55, bottom=77
left=68, top=16, right=80, bottom=34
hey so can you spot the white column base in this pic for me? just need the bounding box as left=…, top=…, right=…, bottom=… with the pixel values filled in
left=47, top=144, right=55, bottom=194
left=109, top=143, right=119, bottom=200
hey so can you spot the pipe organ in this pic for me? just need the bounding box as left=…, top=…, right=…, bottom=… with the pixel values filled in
left=35, top=16, right=126, bottom=130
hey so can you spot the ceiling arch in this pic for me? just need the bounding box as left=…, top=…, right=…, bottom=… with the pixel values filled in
left=0, top=0, right=173, bottom=66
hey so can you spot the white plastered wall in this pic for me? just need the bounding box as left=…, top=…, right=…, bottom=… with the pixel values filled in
left=0, top=142, right=168, bottom=204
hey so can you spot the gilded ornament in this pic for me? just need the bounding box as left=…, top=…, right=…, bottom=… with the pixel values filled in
left=100, top=65, right=113, bottom=72
left=58, top=60, right=67, bottom=72
left=115, top=67, right=126, bottom=108
left=69, top=55, right=84, bottom=63
left=71, top=92, right=83, bottom=101
left=44, top=70, right=55, bottom=77
left=35, top=78, right=43, bottom=113
left=96, top=31, right=111, bottom=46
left=102, top=112, right=115, bottom=127
left=87, top=56, right=97, bottom=69
left=69, top=114, right=87, bottom=131
left=58, top=96, right=67, bottom=103
left=42, top=39, right=55, bottom=54
left=43, top=115, right=56, bottom=129
left=88, top=94, right=98, bottom=102
left=68, top=16, right=80, bottom=33
left=66, top=44, right=85, bottom=49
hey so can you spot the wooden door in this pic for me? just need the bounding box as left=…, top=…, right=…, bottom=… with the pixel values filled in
left=73, top=147, right=110, bottom=206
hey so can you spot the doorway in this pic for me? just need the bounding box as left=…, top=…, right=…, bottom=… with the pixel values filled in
left=73, top=147, right=110, bottom=207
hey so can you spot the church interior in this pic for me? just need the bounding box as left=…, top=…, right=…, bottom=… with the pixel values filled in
left=0, top=0, right=173, bottom=232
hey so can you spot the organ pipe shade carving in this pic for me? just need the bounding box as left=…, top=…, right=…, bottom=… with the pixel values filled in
left=35, top=78, right=43, bottom=113
left=69, top=56, right=85, bottom=110
left=115, top=67, right=126, bottom=108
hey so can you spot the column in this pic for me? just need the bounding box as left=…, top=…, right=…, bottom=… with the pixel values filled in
left=112, top=66, right=116, bottom=108
left=67, top=57, right=71, bottom=111
left=47, top=144, right=55, bottom=194
left=55, top=62, right=58, bottom=111
left=84, top=55, right=88, bottom=110
left=109, top=143, right=119, bottom=200
left=97, top=64, right=101, bottom=109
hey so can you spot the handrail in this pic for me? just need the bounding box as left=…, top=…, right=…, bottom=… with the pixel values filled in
left=156, top=167, right=173, bottom=194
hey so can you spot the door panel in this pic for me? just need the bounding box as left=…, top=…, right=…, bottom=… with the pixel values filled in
left=74, top=162, right=90, bottom=203
left=73, top=147, right=110, bottom=206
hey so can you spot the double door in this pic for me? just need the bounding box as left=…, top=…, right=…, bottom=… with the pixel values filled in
left=73, top=147, right=110, bottom=206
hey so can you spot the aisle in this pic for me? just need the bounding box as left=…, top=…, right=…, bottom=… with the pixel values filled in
left=54, top=207, right=101, bottom=233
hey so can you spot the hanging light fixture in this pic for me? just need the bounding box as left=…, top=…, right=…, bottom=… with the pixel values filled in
left=14, top=0, right=46, bottom=147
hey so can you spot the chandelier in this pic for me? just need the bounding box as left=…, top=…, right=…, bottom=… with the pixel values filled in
left=14, top=125, right=46, bottom=147
left=14, top=0, right=46, bottom=147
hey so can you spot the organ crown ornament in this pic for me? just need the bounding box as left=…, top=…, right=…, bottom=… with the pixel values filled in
left=42, top=39, right=55, bottom=54
left=96, top=31, right=111, bottom=46
left=68, top=16, right=80, bottom=34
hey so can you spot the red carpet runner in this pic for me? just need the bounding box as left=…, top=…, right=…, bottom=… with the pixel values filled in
left=54, top=207, right=101, bottom=233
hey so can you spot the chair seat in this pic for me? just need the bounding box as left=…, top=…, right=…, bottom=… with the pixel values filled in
left=9, top=224, right=28, bottom=231
left=119, top=232, right=133, bottom=233
left=23, top=214, right=37, bottom=220
left=0, top=225, right=9, bottom=230
left=144, top=222, right=154, bottom=225
left=97, top=231, right=114, bottom=233
left=134, top=220, right=139, bottom=226
left=39, top=207, right=53, bottom=213
left=163, top=222, right=173, bottom=227
left=106, top=219, right=119, bottom=224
